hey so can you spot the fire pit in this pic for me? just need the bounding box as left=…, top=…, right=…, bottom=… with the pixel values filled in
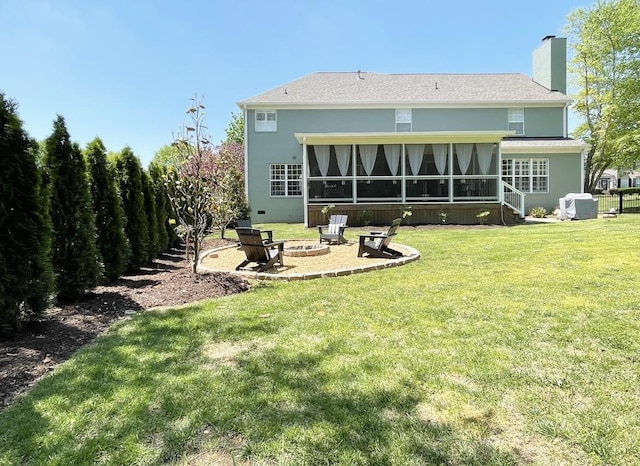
left=283, top=244, right=330, bottom=257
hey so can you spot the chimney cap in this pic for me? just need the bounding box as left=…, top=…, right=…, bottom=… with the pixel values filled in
left=542, top=35, right=556, bottom=42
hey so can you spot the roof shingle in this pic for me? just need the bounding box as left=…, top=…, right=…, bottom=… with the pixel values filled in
left=239, top=72, right=570, bottom=106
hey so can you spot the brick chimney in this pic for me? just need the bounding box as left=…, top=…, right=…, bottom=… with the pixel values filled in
left=532, top=35, right=567, bottom=94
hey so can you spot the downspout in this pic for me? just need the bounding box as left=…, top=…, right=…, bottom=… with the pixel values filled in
left=563, top=102, right=569, bottom=138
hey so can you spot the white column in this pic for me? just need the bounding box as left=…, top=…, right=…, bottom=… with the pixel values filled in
left=302, top=139, right=309, bottom=227
left=352, top=143, right=357, bottom=203
left=401, top=143, right=406, bottom=203
left=498, top=142, right=503, bottom=204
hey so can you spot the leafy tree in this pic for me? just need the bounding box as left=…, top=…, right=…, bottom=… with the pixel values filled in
left=0, top=93, right=53, bottom=332
left=566, top=0, right=640, bottom=191
left=85, top=137, right=130, bottom=281
left=112, top=147, right=149, bottom=270
left=141, top=169, right=160, bottom=259
left=224, top=111, right=244, bottom=144
left=210, top=141, right=249, bottom=238
left=151, top=144, right=183, bottom=170
left=43, top=116, right=100, bottom=302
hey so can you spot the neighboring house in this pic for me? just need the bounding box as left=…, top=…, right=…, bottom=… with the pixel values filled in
left=597, top=169, right=640, bottom=191
left=238, top=36, right=587, bottom=225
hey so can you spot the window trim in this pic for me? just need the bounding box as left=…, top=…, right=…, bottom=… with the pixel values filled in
left=255, top=110, right=277, bottom=132
left=502, top=158, right=549, bottom=194
left=270, top=163, right=302, bottom=197
left=508, top=108, right=524, bottom=136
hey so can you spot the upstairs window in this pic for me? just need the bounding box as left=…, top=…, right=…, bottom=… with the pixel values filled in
left=256, top=110, right=277, bottom=132
left=508, top=108, right=524, bottom=135
left=395, top=109, right=412, bottom=132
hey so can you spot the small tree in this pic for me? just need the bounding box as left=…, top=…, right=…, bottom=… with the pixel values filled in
left=44, top=116, right=100, bottom=302
left=165, top=95, right=219, bottom=272
left=112, top=147, right=149, bottom=271
left=0, top=93, right=53, bottom=332
left=85, top=137, right=130, bottom=281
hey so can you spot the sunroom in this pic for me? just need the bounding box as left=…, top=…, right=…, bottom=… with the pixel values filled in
left=296, top=131, right=521, bottom=226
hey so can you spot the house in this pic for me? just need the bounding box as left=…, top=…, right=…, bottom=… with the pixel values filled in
left=238, top=36, right=587, bottom=226
left=597, top=168, right=640, bottom=191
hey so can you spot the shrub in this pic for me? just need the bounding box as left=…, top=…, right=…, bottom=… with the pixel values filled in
left=0, top=93, right=53, bottom=332
left=85, top=138, right=130, bottom=282
left=529, top=207, right=548, bottom=218
left=477, top=210, right=491, bottom=225
left=44, top=116, right=100, bottom=303
left=359, top=210, right=372, bottom=225
left=112, top=147, right=150, bottom=271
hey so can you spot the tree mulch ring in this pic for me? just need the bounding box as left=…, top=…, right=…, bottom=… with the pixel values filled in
left=0, top=238, right=248, bottom=411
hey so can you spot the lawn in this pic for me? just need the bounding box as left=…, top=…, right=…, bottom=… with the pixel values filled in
left=1, top=217, right=639, bottom=465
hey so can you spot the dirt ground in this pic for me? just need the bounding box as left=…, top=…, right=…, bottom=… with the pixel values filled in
left=0, top=238, right=247, bottom=410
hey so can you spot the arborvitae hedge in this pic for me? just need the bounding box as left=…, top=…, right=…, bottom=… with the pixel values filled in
left=112, top=147, right=149, bottom=270
left=148, top=162, right=170, bottom=252
left=85, top=138, right=130, bottom=281
left=141, top=169, right=160, bottom=260
left=43, top=116, right=100, bottom=303
left=0, top=93, right=53, bottom=332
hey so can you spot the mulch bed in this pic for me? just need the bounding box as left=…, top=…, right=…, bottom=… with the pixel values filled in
left=0, top=239, right=248, bottom=410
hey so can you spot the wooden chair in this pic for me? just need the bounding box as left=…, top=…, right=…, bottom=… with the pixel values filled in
left=357, top=218, right=403, bottom=258
left=236, top=228, right=285, bottom=272
left=318, top=214, right=348, bottom=244
left=236, top=219, right=273, bottom=242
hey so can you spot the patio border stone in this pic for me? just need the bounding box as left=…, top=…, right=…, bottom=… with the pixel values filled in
left=198, top=242, right=420, bottom=281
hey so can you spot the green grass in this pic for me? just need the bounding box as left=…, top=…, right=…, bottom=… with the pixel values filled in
left=2, top=217, right=640, bottom=465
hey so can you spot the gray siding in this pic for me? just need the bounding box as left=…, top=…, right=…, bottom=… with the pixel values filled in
left=245, top=107, right=577, bottom=222
left=413, top=108, right=505, bottom=131
left=524, top=108, right=564, bottom=137
left=506, top=152, right=582, bottom=213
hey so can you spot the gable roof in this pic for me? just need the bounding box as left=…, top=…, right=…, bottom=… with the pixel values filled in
left=239, top=72, right=571, bottom=109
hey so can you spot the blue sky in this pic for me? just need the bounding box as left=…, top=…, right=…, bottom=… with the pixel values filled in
left=1, top=0, right=589, bottom=167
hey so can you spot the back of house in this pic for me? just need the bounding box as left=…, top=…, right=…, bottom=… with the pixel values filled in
left=238, top=35, right=587, bottom=226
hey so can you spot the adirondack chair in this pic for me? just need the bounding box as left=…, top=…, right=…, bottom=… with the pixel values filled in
left=236, top=228, right=285, bottom=272
left=318, top=214, right=348, bottom=244
left=357, top=218, right=403, bottom=258
left=235, top=219, right=273, bottom=242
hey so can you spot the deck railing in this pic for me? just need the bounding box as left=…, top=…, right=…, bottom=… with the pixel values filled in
left=502, top=181, right=525, bottom=218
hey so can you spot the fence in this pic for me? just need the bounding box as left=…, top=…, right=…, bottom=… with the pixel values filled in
left=595, top=192, right=640, bottom=214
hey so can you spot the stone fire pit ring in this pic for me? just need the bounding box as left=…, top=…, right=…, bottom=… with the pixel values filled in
left=283, top=243, right=330, bottom=257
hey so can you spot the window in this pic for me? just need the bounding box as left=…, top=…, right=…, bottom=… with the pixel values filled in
left=256, top=110, right=277, bottom=132
left=508, top=108, right=524, bottom=135
left=270, top=164, right=302, bottom=197
left=502, top=158, right=549, bottom=193
left=395, top=109, right=412, bottom=132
